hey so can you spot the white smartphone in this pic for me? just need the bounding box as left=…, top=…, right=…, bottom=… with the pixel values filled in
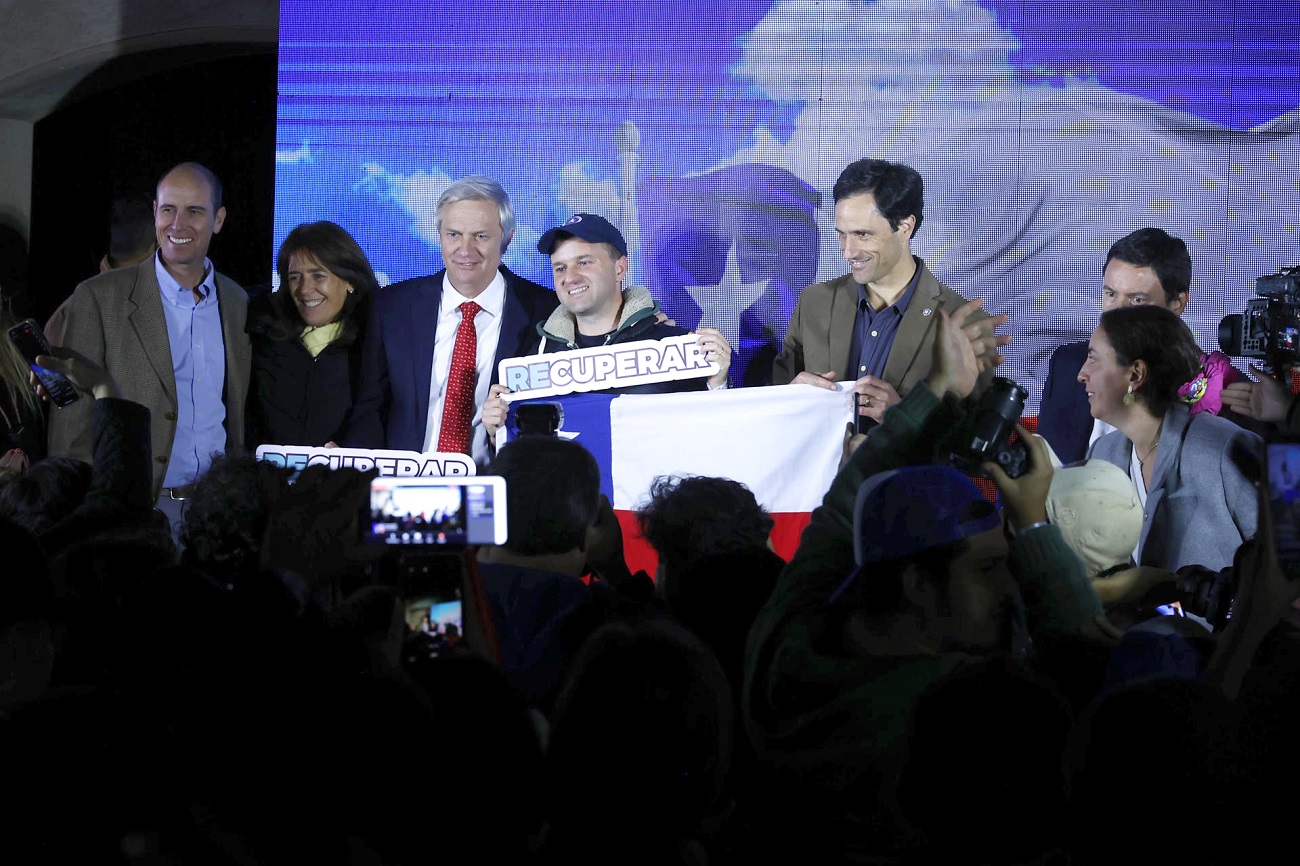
left=363, top=476, right=508, bottom=547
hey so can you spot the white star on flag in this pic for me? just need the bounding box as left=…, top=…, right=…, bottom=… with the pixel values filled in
left=683, top=242, right=770, bottom=349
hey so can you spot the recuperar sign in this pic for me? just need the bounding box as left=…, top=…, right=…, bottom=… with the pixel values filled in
left=255, top=445, right=476, bottom=477
left=497, top=334, right=719, bottom=400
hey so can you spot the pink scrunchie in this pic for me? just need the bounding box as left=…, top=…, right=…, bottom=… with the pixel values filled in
left=1178, top=351, right=1239, bottom=415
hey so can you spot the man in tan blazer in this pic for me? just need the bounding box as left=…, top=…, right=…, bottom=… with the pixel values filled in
left=773, top=159, right=995, bottom=427
left=47, top=162, right=250, bottom=531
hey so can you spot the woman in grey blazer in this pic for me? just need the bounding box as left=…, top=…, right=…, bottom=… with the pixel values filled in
left=1078, top=305, right=1259, bottom=573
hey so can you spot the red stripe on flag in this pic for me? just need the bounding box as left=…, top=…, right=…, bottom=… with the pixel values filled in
left=611, top=415, right=1046, bottom=576
left=613, top=510, right=812, bottom=578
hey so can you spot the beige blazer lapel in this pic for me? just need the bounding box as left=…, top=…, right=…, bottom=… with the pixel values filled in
left=826, top=276, right=859, bottom=378
left=1137, top=405, right=1190, bottom=555
left=215, top=274, right=250, bottom=451
left=881, top=267, right=943, bottom=394
left=125, top=261, right=177, bottom=402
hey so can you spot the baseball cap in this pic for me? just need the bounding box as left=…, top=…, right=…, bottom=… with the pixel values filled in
left=536, top=213, right=628, bottom=257
left=830, top=465, right=1002, bottom=604
left=1045, top=460, right=1142, bottom=578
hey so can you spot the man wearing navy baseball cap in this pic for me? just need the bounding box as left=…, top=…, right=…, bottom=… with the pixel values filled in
left=744, top=296, right=1106, bottom=857
left=482, top=213, right=732, bottom=440
left=533, top=213, right=730, bottom=389
left=828, top=464, right=1020, bottom=654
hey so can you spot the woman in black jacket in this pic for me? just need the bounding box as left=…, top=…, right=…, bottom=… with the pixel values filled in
left=247, top=222, right=379, bottom=448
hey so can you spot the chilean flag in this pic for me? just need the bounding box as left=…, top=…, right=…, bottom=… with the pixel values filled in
left=504, top=384, right=854, bottom=574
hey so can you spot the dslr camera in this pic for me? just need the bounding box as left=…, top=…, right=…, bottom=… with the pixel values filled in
left=947, top=377, right=1031, bottom=478
left=1218, top=266, right=1300, bottom=370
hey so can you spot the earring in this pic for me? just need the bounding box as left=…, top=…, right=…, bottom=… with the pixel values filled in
left=347, top=287, right=354, bottom=294
left=1123, top=386, right=1136, bottom=407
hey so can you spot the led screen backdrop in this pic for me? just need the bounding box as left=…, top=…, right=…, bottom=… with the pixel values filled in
left=274, top=0, right=1300, bottom=410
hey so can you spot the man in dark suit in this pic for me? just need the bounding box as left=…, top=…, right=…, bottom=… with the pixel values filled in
left=773, top=159, right=995, bottom=428
left=344, top=176, right=558, bottom=464
left=47, top=162, right=250, bottom=532
left=1038, top=228, right=1190, bottom=464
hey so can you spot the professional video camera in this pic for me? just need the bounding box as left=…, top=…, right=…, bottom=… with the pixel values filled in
left=1218, top=266, right=1300, bottom=371
left=948, top=377, right=1031, bottom=479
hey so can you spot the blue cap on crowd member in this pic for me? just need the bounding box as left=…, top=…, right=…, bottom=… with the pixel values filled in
left=830, top=465, right=1002, bottom=604
left=536, top=213, right=628, bottom=257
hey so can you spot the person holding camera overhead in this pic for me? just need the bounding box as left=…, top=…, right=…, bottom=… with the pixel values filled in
left=246, top=221, right=378, bottom=449
left=1079, top=304, right=1259, bottom=574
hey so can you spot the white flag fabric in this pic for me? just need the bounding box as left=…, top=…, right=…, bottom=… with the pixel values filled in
left=607, top=383, right=855, bottom=513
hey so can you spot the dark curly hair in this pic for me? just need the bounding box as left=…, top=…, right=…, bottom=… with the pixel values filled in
left=0, top=456, right=91, bottom=535
left=1098, top=305, right=1202, bottom=417
left=636, top=475, right=774, bottom=580
left=179, top=454, right=293, bottom=583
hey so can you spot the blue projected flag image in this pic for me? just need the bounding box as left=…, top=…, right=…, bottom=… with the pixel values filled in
left=273, top=0, right=1300, bottom=406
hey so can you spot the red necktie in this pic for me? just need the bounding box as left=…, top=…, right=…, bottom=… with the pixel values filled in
left=436, top=301, right=482, bottom=454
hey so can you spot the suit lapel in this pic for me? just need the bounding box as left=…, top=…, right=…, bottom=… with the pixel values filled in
left=1137, top=405, right=1188, bottom=560
left=1145, top=406, right=1188, bottom=499
left=881, top=264, right=941, bottom=392
left=126, top=260, right=176, bottom=401
left=409, top=273, right=443, bottom=427
left=215, top=273, right=249, bottom=447
left=493, top=269, right=531, bottom=387
left=827, top=276, right=858, bottom=377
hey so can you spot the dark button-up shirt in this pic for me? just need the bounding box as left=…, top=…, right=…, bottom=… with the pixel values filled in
left=846, top=258, right=921, bottom=380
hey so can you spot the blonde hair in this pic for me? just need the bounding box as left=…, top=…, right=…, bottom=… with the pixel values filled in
left=0, top=297, right=41, bottom=422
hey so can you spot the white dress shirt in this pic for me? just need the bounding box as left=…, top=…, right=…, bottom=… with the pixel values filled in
left=421, top=270, right=506, bottom=466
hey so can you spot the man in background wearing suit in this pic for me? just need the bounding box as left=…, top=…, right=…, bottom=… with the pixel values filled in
left=344, top=175, right=558, bottom=466
left=1038, top=228, right=1191, bottom=464
left=48, top=162, right=251, bottom=535
left=773, top=158, right=993, bottom=428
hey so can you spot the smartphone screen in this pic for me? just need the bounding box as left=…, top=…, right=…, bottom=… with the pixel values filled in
left=1267, top=440, right=1300, bottom=576
left=7, top=319, right=79, bottom=408
left=400, top=554, right=465, bottom=662
left=364, top=476, right=507, bottom=546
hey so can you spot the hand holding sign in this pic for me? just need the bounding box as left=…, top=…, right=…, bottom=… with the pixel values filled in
left=694, top=327, right=732, bottom=389
left=483, top=383, right=511, bottom=445
left=497, top=334, right=722, bottom=401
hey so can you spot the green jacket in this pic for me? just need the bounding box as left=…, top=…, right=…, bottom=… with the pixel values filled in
left=743, top=381, right=1103, bottom=797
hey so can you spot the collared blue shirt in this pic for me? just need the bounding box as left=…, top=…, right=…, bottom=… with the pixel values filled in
left=155, top=253, right=226, bottom=487
left=846, top=258, right=922, bottom=380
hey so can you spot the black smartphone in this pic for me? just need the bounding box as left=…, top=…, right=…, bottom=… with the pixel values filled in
left=7, top=319, right=79, bottom=408
left=1266, top=437, right=1300, bottom=577
left=363, top=476, right=508, bottom=546
left=853, top=392, right=875, bottom=435
left=400, top=553, right=466, bottom=662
